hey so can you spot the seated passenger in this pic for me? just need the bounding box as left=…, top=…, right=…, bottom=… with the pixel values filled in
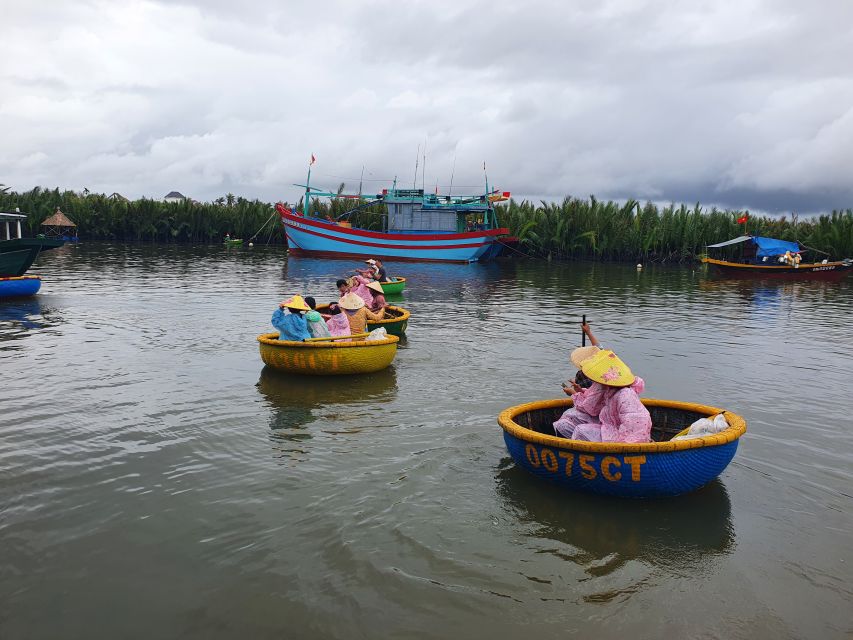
left=325, top=303, right=352, bottom=338
left=338, top=292, right=383, bottom=335
left=348, top=274, right=374, bottom=307
left=553, top=323, right=651, bottom=443
left=336, top=279, right=351, bottom=297
left=366, top=281, right=387, bottom=314
left=270, top=295, right=311, bottom=341
left=303, top=296, right=331, bottom=339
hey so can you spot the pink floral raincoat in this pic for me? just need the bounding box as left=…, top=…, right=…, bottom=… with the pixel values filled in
left=553, top=377, right=652, bottom=443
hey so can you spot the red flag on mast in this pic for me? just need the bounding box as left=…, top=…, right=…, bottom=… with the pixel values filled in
left=736, top=213, right=749, bottom=224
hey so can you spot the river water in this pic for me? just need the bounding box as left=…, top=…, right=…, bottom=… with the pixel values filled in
left=1, top=243, right=851, bottom=639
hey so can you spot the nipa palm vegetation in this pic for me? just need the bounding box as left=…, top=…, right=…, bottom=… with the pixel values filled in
left=2, top=186, right=851, bottom=261
left=496, top=197, right=853, bottom=262
left=0, top=187, right=282, bottom=244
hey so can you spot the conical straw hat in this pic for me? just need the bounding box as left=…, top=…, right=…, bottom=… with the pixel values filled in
left=282, top=295, right=309, bottom=311
left=570, top=345, right=600, bottom=369
left=338, top=292, right=365, bottom=310
left=580, top=349, right=636, bottom=387
left=366, top=281, right=384, bottom=294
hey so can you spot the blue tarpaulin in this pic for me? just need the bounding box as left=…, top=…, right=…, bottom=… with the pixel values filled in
left=752, top=236, right=801, bottom=257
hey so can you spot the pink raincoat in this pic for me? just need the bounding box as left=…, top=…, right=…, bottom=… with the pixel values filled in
left=350, top=275, right=374, bottom=307
left=326, top=314, right=351, bottom=339
left=553, top=377, right=651, bottom=443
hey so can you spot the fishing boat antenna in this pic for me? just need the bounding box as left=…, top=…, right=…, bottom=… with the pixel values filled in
left=448, top=150, right=457, bottom=197
left=358, top=165, right=364, bottom=198
left=304, top=153, right=315, bottom=216
left=422, top=137, right=427, bottom=194
left=412, top=144, right=420, bottom=190
left=483, top=161, right=490, bottom=226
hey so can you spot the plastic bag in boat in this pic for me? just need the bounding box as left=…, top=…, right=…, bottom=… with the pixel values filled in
left=672, top=413, right=729, bottom=441
left=365, top=327, right=388, bottom=341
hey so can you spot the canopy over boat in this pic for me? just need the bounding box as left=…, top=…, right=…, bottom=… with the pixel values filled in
left=707, top=235, right=801, bottom=257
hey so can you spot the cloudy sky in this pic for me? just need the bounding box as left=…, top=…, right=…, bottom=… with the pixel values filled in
left=2, top=0, right=852, bottom=213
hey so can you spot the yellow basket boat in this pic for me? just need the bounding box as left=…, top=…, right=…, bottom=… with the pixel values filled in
left=257, top=332, right=399, bottom=375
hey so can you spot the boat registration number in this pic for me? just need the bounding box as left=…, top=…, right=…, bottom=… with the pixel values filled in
left=525, top=444, right=645, bottom=482
left=812, top=266, right=836, bottom=271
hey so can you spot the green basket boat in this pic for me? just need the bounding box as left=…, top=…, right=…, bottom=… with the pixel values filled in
left=378, top=277, right=406, bottom=295
left=223, top=238, right=243, bottom=246
left=316, top=304, right=410, bottom=336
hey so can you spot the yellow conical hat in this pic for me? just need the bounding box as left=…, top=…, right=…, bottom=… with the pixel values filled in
left=580, top=349, right=636, bottom=387
left=282, top=295, right=310, bottom=311
left=570, top=346, right=600, bottom=369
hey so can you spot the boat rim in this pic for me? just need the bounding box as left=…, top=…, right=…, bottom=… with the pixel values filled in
left=257, top=332, right=400, bottom=348
left=701, top=256, right=851, bottom=269
left=315, top=304, right=410, bottom=324
left=498, top=397, right=746, bottom=454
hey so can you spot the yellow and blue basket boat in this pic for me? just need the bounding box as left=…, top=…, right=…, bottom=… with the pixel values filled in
left=257, top=332, right=399, bottom=375
left=498, top=398, right=746, bottom=498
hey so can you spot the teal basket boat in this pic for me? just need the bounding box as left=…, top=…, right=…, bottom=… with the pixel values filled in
left=498, top=398, right=746, bottom=498
left=378, top=277, right=406, bottom=295
left=223, top=238, right=243, bottom=246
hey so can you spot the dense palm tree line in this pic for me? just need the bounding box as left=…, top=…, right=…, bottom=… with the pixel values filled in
left=495, top=198, right=853, bottom=262
left=0, top=187, right=282, bottom=244
left=2, top=186, right=850, bottom=261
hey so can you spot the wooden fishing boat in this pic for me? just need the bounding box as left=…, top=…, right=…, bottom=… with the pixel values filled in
left=377, top=277, right=406, bottom=295
left=257, top=332, right=399, bottom=375
left=498, top=398, right=746, bottom=498
left=702, top=256, right=853, bottom=280
left=315, top=304, right=410, bottom=336
left=277, top=160, right=513, bottom=263
left=703, top=234, right=852, bottom=281
left=0, top=275, right=41, bottom=298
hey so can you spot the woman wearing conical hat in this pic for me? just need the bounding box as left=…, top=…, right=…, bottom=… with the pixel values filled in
left=270, top=295, right=312, bottom=342
left=365, top=281, right=387, bottom=314
left=553, top=322, right=652, bottom=443
left=338, top=292, right=384, bottom=335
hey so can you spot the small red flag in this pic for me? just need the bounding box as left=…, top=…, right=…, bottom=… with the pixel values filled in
left=737, top=213, right=749, bottom=224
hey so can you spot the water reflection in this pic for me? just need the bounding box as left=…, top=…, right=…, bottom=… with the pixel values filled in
left=0, top=297, right=57, bottom=345
left=256, top=365, right=398, bottom=430
left=495, top=462, right=734, bottom=576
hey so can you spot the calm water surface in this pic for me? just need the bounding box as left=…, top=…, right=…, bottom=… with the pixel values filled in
left=1, top=244, right=851, bottom=639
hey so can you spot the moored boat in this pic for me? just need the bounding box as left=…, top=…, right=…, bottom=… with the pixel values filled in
left=498, top=398, right=746, bottom=498
left=702, top=235, right=852, bottom=280
left=257, top=332, right=399, bottom=375
left=277, top=161, right=513, bottom=263
left=0, top=275, right=41, bottom=298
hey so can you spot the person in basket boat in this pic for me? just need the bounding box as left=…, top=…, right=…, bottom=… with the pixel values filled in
left=356, top=259, right=379, bottom=280
left=324, top=303, right=352, bottom=339
left=373, top=258, right=388, bottom=282
left=365, top=281, right=387, bottom=313
left=348, top=274, right=374, bottom=307
left=554, top=324, right=651, bottom=443
left=270, top=295, right=311, bottom=342
left=336, top=279, right=351, bottom=297
left=303, top=296, right=331, bottom=339
left=338, top=292, right=384, bottom=334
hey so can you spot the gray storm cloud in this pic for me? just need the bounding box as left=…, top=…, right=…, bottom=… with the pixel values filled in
left=1, top=0, right=851, bottom=213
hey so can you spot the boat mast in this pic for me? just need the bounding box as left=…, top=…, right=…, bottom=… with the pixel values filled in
left=483, top=161, right=490, bottom=228
left=304, top=156, right=313, bottom=217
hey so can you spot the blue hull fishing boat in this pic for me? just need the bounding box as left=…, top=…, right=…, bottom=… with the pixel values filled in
left=279, top=160, right=516, bottom=263
left=1, top=212, right=64, bottom=297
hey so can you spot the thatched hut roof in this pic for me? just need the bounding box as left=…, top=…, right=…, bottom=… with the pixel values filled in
left=41, top=211, right=77, bottom=227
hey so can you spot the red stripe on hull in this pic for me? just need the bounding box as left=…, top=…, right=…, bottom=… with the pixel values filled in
left=288, top=222, right=490, bottom=251
left=287, top=247, right=474, bottom=264
left=281, top=212, right=508, bottom=241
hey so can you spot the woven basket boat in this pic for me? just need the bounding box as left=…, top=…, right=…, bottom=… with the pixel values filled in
left=0, top=275, right=41, bottom=298
left=257, top=332, right=399, bottom=375
left=498, top=398, right=746, bottom=498
left=316, top=304, right=410, bottom=336
left=378, top=277, right=406, bottom=294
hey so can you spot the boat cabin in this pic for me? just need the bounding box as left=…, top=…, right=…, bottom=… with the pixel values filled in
left=383, top=188, right=494, bottom=233
left=1, top=212, right=27, bottom=240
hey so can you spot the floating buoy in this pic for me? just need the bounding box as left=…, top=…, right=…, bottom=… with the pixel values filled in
left=636, top=263, right=643, bottom=270
left=249, top=242, right=254, bottom=247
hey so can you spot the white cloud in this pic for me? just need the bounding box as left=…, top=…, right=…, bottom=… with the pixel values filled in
left=1, top=0, right=852, bottom=212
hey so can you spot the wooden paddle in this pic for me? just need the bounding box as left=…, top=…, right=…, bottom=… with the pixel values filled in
left=305, top=332, right=372, bottom=342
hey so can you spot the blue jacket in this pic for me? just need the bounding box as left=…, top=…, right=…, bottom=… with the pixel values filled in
left=271, top=308, right=311, bottom=341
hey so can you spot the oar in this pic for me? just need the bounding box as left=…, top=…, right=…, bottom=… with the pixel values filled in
left=582, top=314, right=587, bottom=346
left=305, top=332, right=371, bottom=342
